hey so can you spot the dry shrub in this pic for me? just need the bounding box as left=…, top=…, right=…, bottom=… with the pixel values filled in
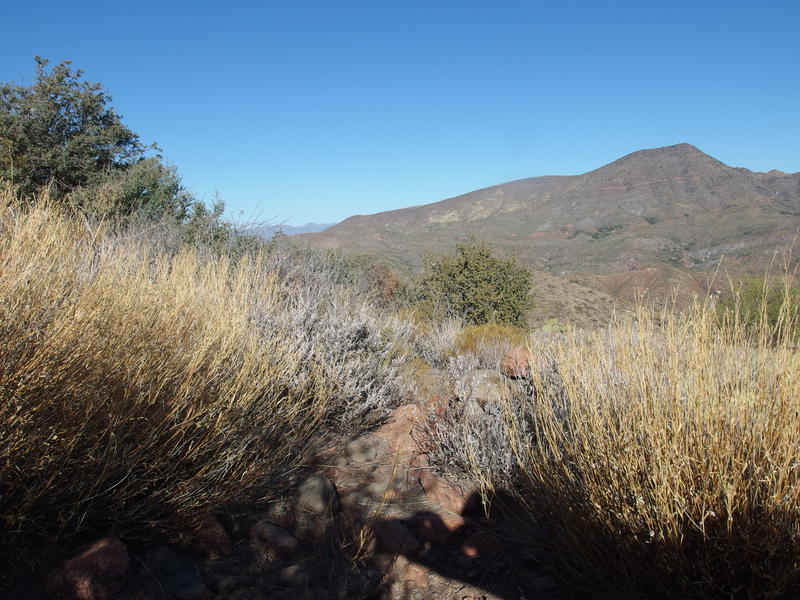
left=257, top=243, right=414, bottom=434
left=274, top=294, right=413, bottom=434
left=408, top=315, right=463, bottom=368
left=0, top=190, right=327, bottom=575
left=493, top=295, right=800, bottom=598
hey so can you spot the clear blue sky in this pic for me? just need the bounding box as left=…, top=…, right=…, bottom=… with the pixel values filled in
left=2, top=1, right=798, bottom=225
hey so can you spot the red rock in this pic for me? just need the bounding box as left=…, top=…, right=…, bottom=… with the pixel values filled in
left=501, top=347, right=531, bottom=378
left=377, top=404, right=423, bottom=457
left=250, top=520, right=300, bottom=558
left=402, top=562, right=430, bottom=589
left=186, top=517, right=233, bottom=560
left=418, top=469, right=474, bottom=516
left=43, top=538, right=129, bottom=600
left=373, top=519, right=420, bottom=555
left=461, top=530, right=501, bottom=558
left=422, top=394, right=449, bottom=418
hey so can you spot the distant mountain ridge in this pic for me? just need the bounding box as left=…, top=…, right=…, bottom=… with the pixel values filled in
left=253, top=222, right=334, bottom=238
left=301, top=144, right=799, bottom=280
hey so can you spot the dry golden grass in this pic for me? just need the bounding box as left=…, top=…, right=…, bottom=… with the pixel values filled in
left=0, top=188, right=327, bottom=574
left=495, top=294, right=800, bottom=598
left=454, top=321, right=528, bottom=356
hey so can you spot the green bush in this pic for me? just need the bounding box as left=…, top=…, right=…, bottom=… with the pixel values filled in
left=717, top=276, right=799, bottom=342
left=65, top=158, right=195, bottom=220
left=417, top=240, right=533, bottom=326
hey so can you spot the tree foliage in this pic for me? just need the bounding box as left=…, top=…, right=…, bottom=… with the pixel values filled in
left=0, top=57, right=235, bottom=246
left=65, top=157, right=194, bottom=220
left=0, top=57, right=147, bottom=199
left=419, top=240, right=533, bottom=326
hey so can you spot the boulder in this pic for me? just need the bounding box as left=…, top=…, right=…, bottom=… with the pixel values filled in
left=297, top=474, right=340, bottom=514
left=250, top=520, right=300, bottom=558
left=501, top=347, right=532, bottom=378
left=43, top=538, right=129, bottom=600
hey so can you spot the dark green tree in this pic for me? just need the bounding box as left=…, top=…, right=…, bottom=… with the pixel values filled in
left=0, top=57, right=232, bottom=238
left=0, top=57, right=148, bottom=198
left=419, top=240, right=534, bottom=326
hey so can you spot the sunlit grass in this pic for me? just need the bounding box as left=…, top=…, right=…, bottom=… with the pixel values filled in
left=495, top=294, right=800, bottom=597
left=0, top=188, right=327, bottom=573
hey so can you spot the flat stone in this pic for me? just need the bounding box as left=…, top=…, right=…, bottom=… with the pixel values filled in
left=345, top=436, right=380, bottom=463
left=297, top=474, right=340, bottom=514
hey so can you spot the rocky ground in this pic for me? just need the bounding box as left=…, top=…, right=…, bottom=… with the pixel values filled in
left=10, top=353, right=569, bottom=600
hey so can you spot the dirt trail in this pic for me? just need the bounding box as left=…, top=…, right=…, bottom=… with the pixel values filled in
left=313, top=403, right=565, bottom=599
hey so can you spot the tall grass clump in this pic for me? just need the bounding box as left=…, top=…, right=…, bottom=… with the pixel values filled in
left=0, top=188, right=328, bottom=575
left=488, top=291, right=799, bottom=598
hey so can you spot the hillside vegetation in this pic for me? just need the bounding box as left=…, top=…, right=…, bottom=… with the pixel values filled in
left=0, top=186, right=417, bottom=577
left=2, top=59, right=800, bottom=598
left=3, top=185, right=799, bottom=597
left=302, top=143, right=800, bottom=308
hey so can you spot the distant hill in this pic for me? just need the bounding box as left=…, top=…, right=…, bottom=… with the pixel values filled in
left=300, top=144, right=799, bottom=309
left=253, top=222, right=334, bottom=238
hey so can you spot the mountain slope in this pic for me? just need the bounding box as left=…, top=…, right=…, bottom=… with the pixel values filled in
left=303, top=144, right=799, bottom=279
